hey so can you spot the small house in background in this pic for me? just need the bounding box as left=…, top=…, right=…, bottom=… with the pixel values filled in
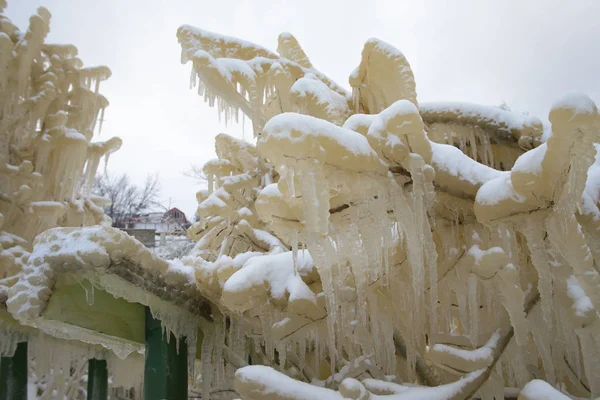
left=163, top=207, right=188, bottom=227
left=129, top=208, right=190, bottom=235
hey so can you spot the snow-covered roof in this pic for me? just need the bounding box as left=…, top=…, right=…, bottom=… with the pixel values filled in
left=5, top=226, right=212, bottom=356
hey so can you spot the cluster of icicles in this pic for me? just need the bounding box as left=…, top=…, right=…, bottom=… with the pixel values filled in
left=178, top=22, right=600, bottom=400
left=0, top=1, right=130, bottom=398
left=1, top=328, right=143, bottom=399
left=0, top=1, right=122, bottom=244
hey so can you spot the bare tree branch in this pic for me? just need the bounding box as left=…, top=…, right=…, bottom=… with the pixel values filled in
left=93, top=172, right=161, bottom=228
left=183, top=164, right=207, bottom=184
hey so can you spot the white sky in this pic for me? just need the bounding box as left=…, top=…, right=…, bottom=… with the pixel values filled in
left=8, top=0, right=600, bottom=219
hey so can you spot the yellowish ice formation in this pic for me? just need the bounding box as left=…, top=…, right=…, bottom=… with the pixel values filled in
left=176, top=25, right=600, bottom=400
left=0, top=2, right=130, bottom=396
left=0, top=5, right=121, bottom=280
left=0, top=2, right=121, bottom=255
left=2, top=2, right=599, bottom=398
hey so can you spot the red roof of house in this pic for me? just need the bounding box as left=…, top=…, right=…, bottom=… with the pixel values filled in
left=166, top=207, right=185, bottom=216
left=165, top=207, right=187, bottom=223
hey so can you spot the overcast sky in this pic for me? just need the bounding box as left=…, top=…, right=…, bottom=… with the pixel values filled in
left=8, top=0, right=600, bottom=218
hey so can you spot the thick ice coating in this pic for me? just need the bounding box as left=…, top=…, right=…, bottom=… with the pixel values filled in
left=0, top=3, right=142, bottom=397
left=174, top=22, right=600, bottom=400
left=350, top=38, right=418, bottom=113
left=260, top=112, right=387, bottom=173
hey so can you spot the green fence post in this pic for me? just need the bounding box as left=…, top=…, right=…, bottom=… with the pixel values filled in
left=87, top=358, right=108, bottom=400
left=144, top=307, right=188, bottom=400
left=0, top=342, right=28, bottom=400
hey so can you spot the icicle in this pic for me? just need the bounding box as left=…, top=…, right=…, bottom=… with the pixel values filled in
left=549, top=294, right=566, bottom=382
left=404, top=290, right=417, bottom=381
left=187, top=327, right=198, bottom=381
left=529, top=305, right=556, bottom=385
left=389, top=174, right=426, bottom=347
left=322, top=239, right=339, bottom=376
left=201, top=324, right=215, bottom=400
left=577, top=327, right=600, bottom=398
left=552, top=299, right=581, bottom=385
left=277, top=342, right=287, bottom=370
left=352, top=87, right=360, bottom=113
left=497, top=263, right=529, bottom=346
left=291, top=230, right=298, bottom=275
left=483, top=280, right=494, bottom=321
left=314, top=328, right=321, bottom=375
left=299, top=337, right=306, bottom=373
left=468, top=273, right=478, bottom=346
left=346, top=205, right=369, bottom=327
left=299, top=160, right=330, bottom=236
left=368, top=291, right=396, bottom=375
left=521, top=218, right=553, bottom=328
left=213, top=313, right=226, bottom=392
left=303, top=230, right=338, bottom=375
left=438, top=281, right=452, bottom=335
left=455, top=277, right=469, bottom=335
left=94, top=77, right=100, bottom=94
left=104, top=152, right=110, bottom=173
left=509, top=342, right=531, bottom=388
left=468, top=128, right=477, bottom=161
left=207, top=173, right=214, bottom=195
left=286, top=166, right=295, bottom=198
left=74, top=276, right=95, bottom=306
left=424, top=215, right=438, bottom=335
left=97, top=106, right=105, bottom=135
left=189, top=67, right=197, bottom=89
left=85, top=280, right=95, bottom=305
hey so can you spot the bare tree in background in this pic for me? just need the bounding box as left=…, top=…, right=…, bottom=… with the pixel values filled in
left=93, top=173, right=161, bottom=228
left=182, top=163, right=207, bottom=184
left=182, top=164, right=206, bottom=224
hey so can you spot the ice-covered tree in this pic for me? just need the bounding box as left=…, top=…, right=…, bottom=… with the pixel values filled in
left=0, top=2, right=132, bottom=398
left=2, top=2, right=599, bottom=399
left=173, top=25, right=600, bottom=399
left=0, top=2, right=119, bottom=310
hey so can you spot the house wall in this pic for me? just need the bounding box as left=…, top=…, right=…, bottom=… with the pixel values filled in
left=132, top=222, right=184, bottom=234
left=123, top=229, right=156, bottom=247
